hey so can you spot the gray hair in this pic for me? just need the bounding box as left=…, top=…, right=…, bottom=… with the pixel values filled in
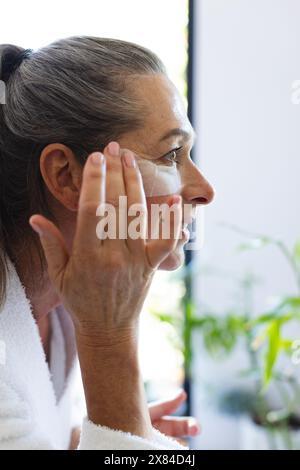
left=0, top=36, right=166, bottom=307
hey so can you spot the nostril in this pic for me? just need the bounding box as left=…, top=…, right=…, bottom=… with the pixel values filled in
left=192, top=196, right=210, bottom=205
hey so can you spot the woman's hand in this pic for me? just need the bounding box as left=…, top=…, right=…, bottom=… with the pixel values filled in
left=149, top=390, right=201, bottom=438
left=29, top=142, right=182, bottom=338
left=29, top=142, right=183, bottom=439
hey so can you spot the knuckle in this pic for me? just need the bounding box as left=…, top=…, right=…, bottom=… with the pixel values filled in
left=126, top=169, right=139, bottom=181
left=105, top=197, right=120, bottom=208
left=127, top=175, right=144, bottom=194
left=106, top=157, right=122, bottom=172
left=86, top=166, right=104, bottom=179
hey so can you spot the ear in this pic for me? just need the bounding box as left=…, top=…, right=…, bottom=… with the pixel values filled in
left=39, top=143, right=82, bottom=211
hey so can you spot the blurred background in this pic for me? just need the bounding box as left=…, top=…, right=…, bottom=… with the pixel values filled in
left=2, top=0, right=300, bottom=450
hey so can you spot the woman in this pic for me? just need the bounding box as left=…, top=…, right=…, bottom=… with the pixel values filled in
left=0, top=36, right=214, bottom=450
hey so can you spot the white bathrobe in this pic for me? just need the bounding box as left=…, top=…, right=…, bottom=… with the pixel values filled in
left=0, top=255, right=188, bottom=450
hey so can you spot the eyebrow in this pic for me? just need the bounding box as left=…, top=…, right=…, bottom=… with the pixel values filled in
left=159, top=127, right=197, bottom=145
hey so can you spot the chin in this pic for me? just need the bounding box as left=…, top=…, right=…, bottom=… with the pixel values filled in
left=158, top=245, right=185, bottom=271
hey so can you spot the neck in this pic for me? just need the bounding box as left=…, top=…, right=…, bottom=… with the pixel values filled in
left=12, top=244, right=61, bottom=360
left=13, top=246, right=61, bottom=321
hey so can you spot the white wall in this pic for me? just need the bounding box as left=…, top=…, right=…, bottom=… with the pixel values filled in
left=192, top=0, right=300, bottom=449
left=0, top=0, right=187, bottom=94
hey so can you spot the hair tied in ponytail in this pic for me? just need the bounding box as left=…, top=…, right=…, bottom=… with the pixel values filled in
left=1, top=47, right=33, bottom=84
left=8, top=48, right=33, bottom=74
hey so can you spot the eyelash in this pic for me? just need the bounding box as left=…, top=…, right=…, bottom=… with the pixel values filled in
left=162, top=147, right=183, bottom=165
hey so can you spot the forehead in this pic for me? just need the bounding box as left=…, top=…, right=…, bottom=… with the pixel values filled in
left=131, top=74, right=194, bottom=149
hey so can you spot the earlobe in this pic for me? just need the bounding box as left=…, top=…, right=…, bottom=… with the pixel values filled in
left=39, top=143, right=81, bottom=211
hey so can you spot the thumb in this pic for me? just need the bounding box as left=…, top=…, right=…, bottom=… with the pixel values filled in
left=29, top=214, right=69, bottom=289
left=149, top=389, right=187, bottom=422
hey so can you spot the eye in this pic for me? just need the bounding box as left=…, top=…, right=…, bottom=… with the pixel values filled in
left=162, top=147, right=183, bottom=166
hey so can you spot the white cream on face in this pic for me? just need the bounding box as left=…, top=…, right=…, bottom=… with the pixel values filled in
left=134, top=155, right=181, bottom=197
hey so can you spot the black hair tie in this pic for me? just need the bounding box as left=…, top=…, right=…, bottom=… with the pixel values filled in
left=12, top=48, right=33, bottom=69
left=2, top=48, right=33, bottom=82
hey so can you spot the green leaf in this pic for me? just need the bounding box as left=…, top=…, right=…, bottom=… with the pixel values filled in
left=189, top=317, right=208, bottom=328
left=150, top=310, right=179, bottom=326
left=294, top=239, right=300, bottom=264
left=277, top=296, right=300, bottom=311
left=250, top=313, right=279, bottom=326
left=249, top=300, right=300, bottom=328
left=279, top=339, right=293, bottom=352
left=263, top=320, right=281, bottom=387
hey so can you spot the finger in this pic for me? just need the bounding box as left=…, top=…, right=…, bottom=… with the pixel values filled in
left=69, top=426, right=81, bottom=450
left=104, top=142, right=127, bottom=246
left=121, top=149, right=147, bottom=251
left=29, top=214, right=69, bottom=290
left=149, top=389, right=187, bottom=421
left=153, top=417, right=201, bottom=438
left=105, top=141, right=126, bottom=204
left=75, top=152, right=106, bottom=250
left=146, top=195, right=182, bottom=269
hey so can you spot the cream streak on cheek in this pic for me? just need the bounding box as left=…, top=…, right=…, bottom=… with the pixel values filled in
left=135, top=156, right=181, bottom=196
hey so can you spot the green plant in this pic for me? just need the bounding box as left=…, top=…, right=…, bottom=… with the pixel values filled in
left=229, top=226, right=300, bottom=387
left=151, top=229, right=300, bottom=448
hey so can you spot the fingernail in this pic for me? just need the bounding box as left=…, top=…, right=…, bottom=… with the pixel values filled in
left=30, top=222, right=43, bottom=236
left=123, top=150, right=136, bottom=168
left=91, top=152, right=104, bottom=165
left=108, top=141, right=120, bottom=157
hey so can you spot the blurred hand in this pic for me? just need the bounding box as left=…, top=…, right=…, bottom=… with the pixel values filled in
left=149, top=389, right=201, bottom=438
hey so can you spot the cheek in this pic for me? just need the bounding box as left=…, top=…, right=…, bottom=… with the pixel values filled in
left=137, top=158, right=181, bottom=198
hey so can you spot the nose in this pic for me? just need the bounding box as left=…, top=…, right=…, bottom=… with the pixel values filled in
left=180, top=160, right=215, bottom=206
